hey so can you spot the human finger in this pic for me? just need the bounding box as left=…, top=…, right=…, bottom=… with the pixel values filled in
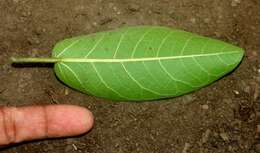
left=0, top=105, right=94, bottom=145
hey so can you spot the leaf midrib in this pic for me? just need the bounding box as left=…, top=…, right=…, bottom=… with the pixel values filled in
left=56, top=51, right=241, bottom=63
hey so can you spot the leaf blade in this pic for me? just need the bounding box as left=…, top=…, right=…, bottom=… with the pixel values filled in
left=53, top=26, right=244, bottom=101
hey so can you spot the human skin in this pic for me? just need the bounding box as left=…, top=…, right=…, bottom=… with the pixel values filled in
left=0, top=105, right=94, bottom=146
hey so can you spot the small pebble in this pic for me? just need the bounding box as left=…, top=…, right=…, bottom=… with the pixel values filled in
left=72, top=144, right=78, bottom=150
left=190, top=18, right=196, bottom=23
left=220, top=133, right=229, bottom=141
left=65, top=88, right=69, bottom=95
left=233, top=90, right=240, bottom=95
left=92, top=22, right=98, bottom=26
left=182, top=142, right=191, bottom=153
left=202, top=129, right=211, bottom=143
left=182, top=95, right=195, bottom=104
left=201, top=104, right=209, bottom=110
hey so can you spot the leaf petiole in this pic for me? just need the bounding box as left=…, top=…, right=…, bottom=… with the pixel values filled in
left=11, top=57, right=61, bottom=63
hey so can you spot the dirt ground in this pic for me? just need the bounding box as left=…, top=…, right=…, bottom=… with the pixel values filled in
left=0, top=0, right=259, bottom=152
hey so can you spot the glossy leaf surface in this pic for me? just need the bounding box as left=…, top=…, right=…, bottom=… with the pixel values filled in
left=52, top=26, right=244, bottom=101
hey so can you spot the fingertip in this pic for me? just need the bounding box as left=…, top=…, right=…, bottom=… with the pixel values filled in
left=46, top=105, right=94, bottom=137
left=78, top=106, right=94, bottom=134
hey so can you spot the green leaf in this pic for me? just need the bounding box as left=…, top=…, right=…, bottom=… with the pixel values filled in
left=12, top=26, right=244, bottom=101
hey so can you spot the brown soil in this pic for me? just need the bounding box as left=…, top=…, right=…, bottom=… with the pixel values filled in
left=0, top=0, right=259, bottom=152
